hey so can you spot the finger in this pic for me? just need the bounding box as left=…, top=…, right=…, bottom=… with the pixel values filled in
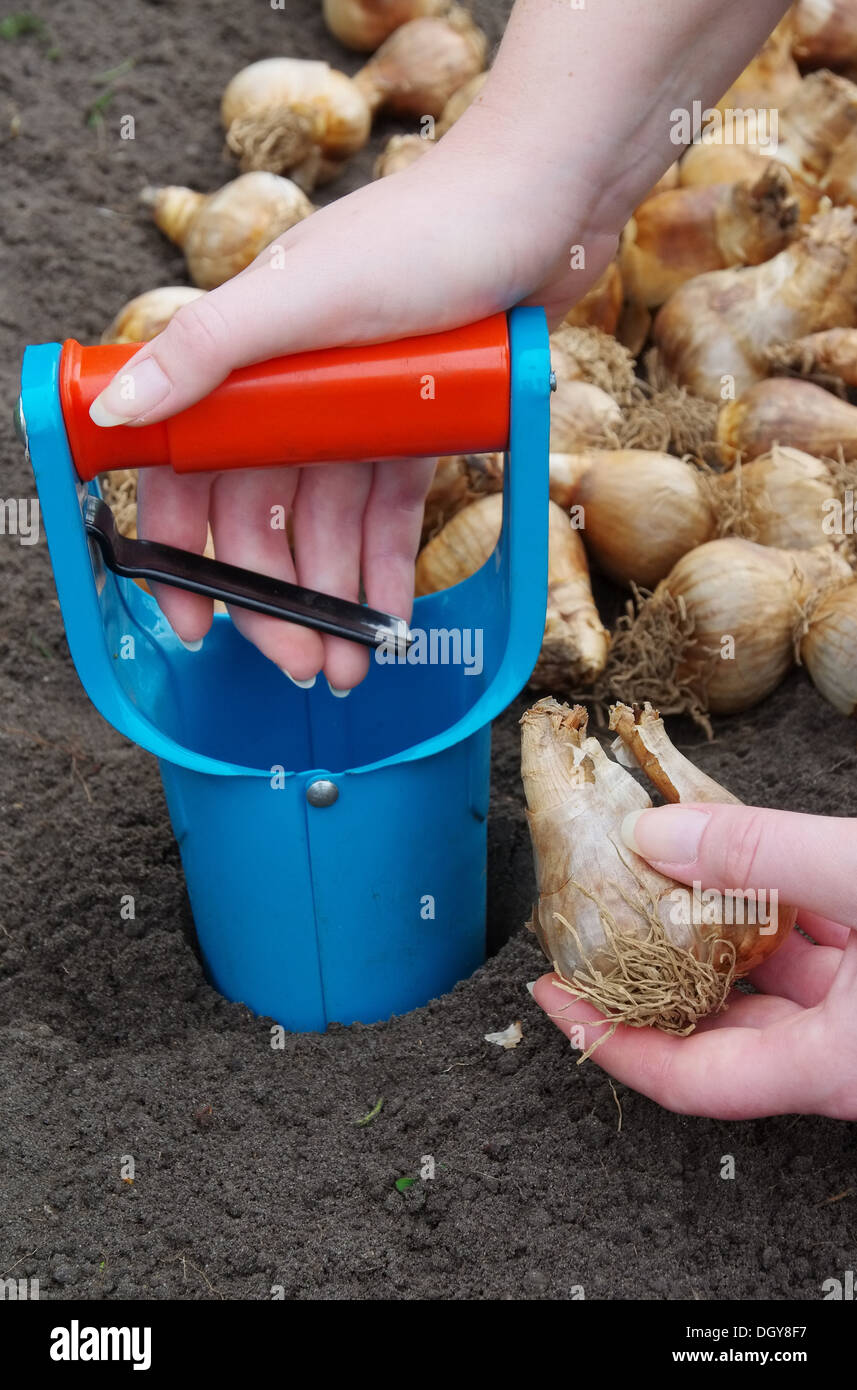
left=209, top=467, right=323, bottom=682
left=797, top=911, right=852, bottom=950
left=292, top=462, right=374, bottom=692
left=622, top=804, right=857, bottom=931
left=136, top=466, right=214, bottom=644
left=814, top=938, right=857, bottom=1116
left=362, top=456, right=436, bottom=622
left=692, top=990, right=804, bottom=1031
left=88, top=272, right=279, bottom=425
left=532, top=973, right=819, bottom=1119
left=536, top=974, right=800, bottom=1039
left=746, top=930, right=843, bottom=1008
left=826, top=931, right=857, bottom=1009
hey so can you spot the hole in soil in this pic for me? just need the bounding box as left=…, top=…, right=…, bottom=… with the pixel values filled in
left=485, top=697, right=534, bottom=957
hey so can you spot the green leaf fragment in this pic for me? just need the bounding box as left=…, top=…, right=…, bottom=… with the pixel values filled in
left=355, top=1097, right=383, bottom=1128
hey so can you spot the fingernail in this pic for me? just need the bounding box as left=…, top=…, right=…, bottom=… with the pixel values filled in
left=178, top=636, right=203, bottom=652
left=281, top=669, right=316, bottom=689
left=621, top=806, right=710, bottom=866
left=326, top=679, right=350, bottom=699
left=89, top=357, right=171, bottom=427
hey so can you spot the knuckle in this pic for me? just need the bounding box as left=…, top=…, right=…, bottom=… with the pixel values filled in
left=376, top=460, right=436, bottom=515
left=632, top=1040, right=685, bottom=1112
left=638, top=1036, right=673, bottom=1086
left=720, top=809, right=768, bottom=891
left=393, top=486, right=432, bottom=519
left=160, top=294, right=231, bottom=374
left=384, top=499, right=426, bottom=537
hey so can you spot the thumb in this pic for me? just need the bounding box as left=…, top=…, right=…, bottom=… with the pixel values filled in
left=87, top=263, right=311, bottom=427
left=621, top=803, right=857, bottom=932
left=84, top=170, right=486, bottom=429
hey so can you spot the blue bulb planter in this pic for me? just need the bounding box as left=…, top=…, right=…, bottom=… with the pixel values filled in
left=20, top=307, right=550, bottom=1031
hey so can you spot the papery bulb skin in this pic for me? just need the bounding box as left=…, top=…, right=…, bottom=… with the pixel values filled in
left=373, top=132, right=430, bottom=177
left=143, top=185, right=207, bottom=247
left=415, top=497, right=608, bottom=688
left=533, top=508, right=610, bottom=690
left=710, top=446, right=835, bottom=550
left=569, top=449, right=716, bottom=588
left=323, top=0, right=451, bottom=52
left=562, top=263, right=624, bottom=335
left=436, top=70, right=487, bottom=134
left=622, top=166, right=799, bottom=309
left=420, top=452, right=503, bottom=544
left=221, top=58, right=371, bottom=187
left=718, top=377, right=857, bottom=461
left=801, top=579, right=857, bottom=715
left=766, top=326, right=857, bottom=386
left=101, top=286, right=205, bottom=344
left=522, top=700, right=675, bottom=977
left=145, top=173, right=314, bottom=289
left=715, top=16, right=801, bottom=114
left=658, top=538, right=851, bottom=714
left=792, top=0, right=857, bottom=68
left=521, top=700, right=795, bottom=1039
left=680, top=146, right=824, bottom=223
left=655, top=207, right=857, bottom=401
left=597, top=538, right=852, bottom=731
left=353, top=8, right=487, bottom=117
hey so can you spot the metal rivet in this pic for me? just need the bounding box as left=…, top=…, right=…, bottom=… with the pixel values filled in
left=306, top=778, right=338, bottom=807
left=13, top=397, right=28, bottom=447
left=549, top=371, right=557, bottom=393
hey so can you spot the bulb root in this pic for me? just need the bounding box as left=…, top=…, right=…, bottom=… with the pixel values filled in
left=550, top=892, right=737, bottom=1061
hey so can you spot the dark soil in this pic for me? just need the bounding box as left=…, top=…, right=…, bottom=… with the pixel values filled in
left=1, top=0, right=855, bottom=1303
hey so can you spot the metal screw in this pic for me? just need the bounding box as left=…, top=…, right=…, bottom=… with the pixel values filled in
left=306, top=778, right=339, bottom=807
left=549, top=371, right=557, bottom=393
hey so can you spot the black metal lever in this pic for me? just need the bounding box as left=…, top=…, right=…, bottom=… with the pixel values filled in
left=84, top=497, right=412, bottom=653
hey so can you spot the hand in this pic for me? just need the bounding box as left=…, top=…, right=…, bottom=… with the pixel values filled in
left=533, top=803, right=857, bottom=1119
left=89, top=138, right=616, bottom=689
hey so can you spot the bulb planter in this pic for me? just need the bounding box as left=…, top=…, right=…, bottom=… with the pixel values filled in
left=19, top=307, right=551, bottom=1032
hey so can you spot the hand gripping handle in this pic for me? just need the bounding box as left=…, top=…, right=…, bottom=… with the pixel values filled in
left=60, top=314, right=511, bottom=481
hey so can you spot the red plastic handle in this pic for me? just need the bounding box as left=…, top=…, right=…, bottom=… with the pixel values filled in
left=60, top=314, right=511, bottom=482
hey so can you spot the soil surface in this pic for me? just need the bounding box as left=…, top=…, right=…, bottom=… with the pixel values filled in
left=1, top=0, right=855, bottom=1302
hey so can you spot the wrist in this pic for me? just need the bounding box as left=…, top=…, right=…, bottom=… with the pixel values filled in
left=418, top=105, right=624, bottom=317
left=436, top=92, right=625, bottom=235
